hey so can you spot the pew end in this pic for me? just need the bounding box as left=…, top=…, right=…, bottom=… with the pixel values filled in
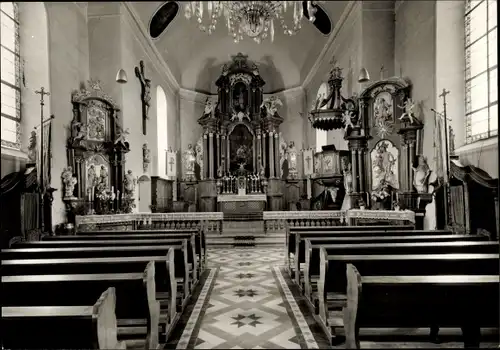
left=96, top=287, right=127, bottom=349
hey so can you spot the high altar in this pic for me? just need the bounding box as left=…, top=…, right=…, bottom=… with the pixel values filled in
left=181, top=53, right=289, bottom=214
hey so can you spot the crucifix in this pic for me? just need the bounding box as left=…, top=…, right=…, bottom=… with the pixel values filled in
left=35, top=86, right=50, bottom=233
left=135, top=60, right=151, bottom=135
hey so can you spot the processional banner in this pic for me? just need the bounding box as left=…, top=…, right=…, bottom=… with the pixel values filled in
left=302, top=148, right=314, bottom=176
left=166, top=149, right=177, bottom=178
left=36, top=120, right=52, bottom=190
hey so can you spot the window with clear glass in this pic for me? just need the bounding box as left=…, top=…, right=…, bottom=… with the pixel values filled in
left=1, top=2, right=21, bottom=149
left=315, top=83, right=328, bottom=152
left=465, top=0, right=498, bottom=143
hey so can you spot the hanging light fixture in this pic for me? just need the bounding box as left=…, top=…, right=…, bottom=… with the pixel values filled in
left=357, top=67, right=370, bottom=83
left=184, top=1, right=324, bottom=44
left=116, top=69, right=128, bottom=84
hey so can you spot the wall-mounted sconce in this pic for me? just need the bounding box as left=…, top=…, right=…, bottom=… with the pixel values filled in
left=358, top=67, right=370, bottom=83
left=116, top=69, right=128, bottom=84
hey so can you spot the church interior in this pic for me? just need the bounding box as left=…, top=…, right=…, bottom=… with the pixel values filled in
left=1, top=0, right=499, bottom=349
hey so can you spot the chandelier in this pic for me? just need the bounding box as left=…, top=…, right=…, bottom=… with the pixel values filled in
left=184, top=1, right=324, bottom=43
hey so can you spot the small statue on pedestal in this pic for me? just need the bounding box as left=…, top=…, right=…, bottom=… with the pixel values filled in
left=142, top=143, right=151, bottom=173
left=412, top=155, right=431, bottom=193
left=123, top=170, right=137, bottom=198
left=62, top=167, right=77, bottom=199
left=28, top=130, right=37, bottom=163
left=183, top=144, right=196, bottom=181
left=398, top=98, right=420, bottom=125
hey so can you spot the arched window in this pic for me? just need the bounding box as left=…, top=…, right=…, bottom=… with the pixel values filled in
left=465, top=0, right=497, bottom=143
left=1, top=2, right=21, bottom=149
left=315, top=82, right=328, bottom=152
left=156, top=86, right=168, bottom=177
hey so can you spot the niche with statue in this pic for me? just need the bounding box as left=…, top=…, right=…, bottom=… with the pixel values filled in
left=63, top=80, right=132, bottom=221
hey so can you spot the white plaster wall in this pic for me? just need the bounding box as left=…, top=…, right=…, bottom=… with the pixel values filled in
left=45, top=2, right=90, bottom=227
left=18, top=2, right=51, bottom=151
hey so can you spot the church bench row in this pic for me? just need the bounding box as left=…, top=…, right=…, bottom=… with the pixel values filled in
left=2, top=245, right=193, bottom=346
left=2, top=262, right=161, bottom=350
left=2, top=288, right=126, bottom=349
left=43, top=228, right=207, bottom=272
left=23, top=236, right=199, bottom=285
left=290, top=228, right=451, bottom=288
left=303, top=234, right=492, bottom=311
left=344, top=264, right=500, bottom=349
left=318, top=250, right=500, bottom=347
left=3, top=243, right=191, bottom=312
left=286, top=225, right=413, bottom=270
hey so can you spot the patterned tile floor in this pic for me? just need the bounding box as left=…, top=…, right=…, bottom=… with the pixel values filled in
left=175, top=247, right=325, bottom=349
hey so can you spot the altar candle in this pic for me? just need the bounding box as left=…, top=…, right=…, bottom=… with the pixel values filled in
left=91, top=186, right=95, bottom=200
left=111, top=186, right=114, bottom=194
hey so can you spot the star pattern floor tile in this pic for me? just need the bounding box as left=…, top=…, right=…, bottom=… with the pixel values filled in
left=176, top=247, right=320, bottom=349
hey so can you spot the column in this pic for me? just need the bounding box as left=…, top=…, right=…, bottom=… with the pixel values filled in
left=221, top=134, right=226, bottom=174
left=209, top=132, right=214, bottom=179
left=357, top=150, right=364, bottom=192
left=262, top=133, right=266, bottom=174
left=351, top=149, right=358, bottom=192
left=216, top=133, right=221, bottom=175
left=409, top=141, right=415, bottom=189
left=226, top=136, right=230, bottom=173
left=269, top=131, right=275, bottom=178
left=274, top=132, right=280, bottom=178
left=257, top=131, right=262, bottom=172
left=203, top=133, right=208, bottom=180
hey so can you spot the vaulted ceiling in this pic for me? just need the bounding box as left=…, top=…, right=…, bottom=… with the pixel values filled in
left=130, top=1, right=349, bottom=93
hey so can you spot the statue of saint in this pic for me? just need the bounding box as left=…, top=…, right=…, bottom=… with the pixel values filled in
left=123, top=170, right=137, bottom=197
left=87, top=164, right=96, bottom=188
left=288, top=141, right=298, bottom=172
left=99, top=165, right=108, bottom=188
left=184, top=144, right=196, bottom=173
left=61, top=167, right=77, bottom=198
left=372, top=141, right=397, bottom=190
left=343, top=161, right=353, bottom=193
left=412, top=155, right=431, bottom=193
left=374, top=96, right=393, bottom=122
left=28, top=130, right=37, bottom=163
left=203, top=97, right=216, bottom=117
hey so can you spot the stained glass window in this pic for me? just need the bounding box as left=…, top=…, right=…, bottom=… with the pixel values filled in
left=1, top=2, right=21, bottom=149
left=316, top=83, right=328, bottom=152
left=465, top=0, right=498, bottom=143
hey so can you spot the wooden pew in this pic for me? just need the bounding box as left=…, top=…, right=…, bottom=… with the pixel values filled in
left=34, top=233, right=202, bottom=282
left=344, top=264, right=500, bottom=348
left=70, top=228, right=206, bottom=270
left=317, top=251, right=499, bottom=343
left=293, top=229, right=451, bottom=287
left=303, top=234, right=492, bottom=312
left=10, top=238, right=198, bottom=287
left=286, top=225, right=413, bottom=273
left=2, top=262, right=162, bottom=349
left=1, top=287, right=126, bottom=349
left=2, top=252, right=192, bottom=313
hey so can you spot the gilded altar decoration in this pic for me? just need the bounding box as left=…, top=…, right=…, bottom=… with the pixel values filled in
left=287, top=141, right=298, bottom=179
left=195, top=138, right=203, bottom=180
left=313, top=152, right=323, bottom=175
left=203, top=97, right=217, bottom=118
left=142, top=143, right=151, bottom=173
left=86, top=100, right=107, bottom=141
left=183, top=143, right=196, bottom=181
left=62, top=167, right=77, bottom=199
left=260, top=96, right=283, bottom=117
left=398, top=97, right=420, bottom=125
left=371, top=140, right=399, bottom=191
left=279, top=133, right=288, bottom=173
left=373, top=92, right=394, bottom=124
left=70, top=118, right=87, bottom=146
left=412, top=155, right=431, bottom=193
left=135, top=60, right=151, bottom=135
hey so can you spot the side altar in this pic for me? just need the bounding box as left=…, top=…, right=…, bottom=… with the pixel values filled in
left=180, top=53, right=287, bottom=212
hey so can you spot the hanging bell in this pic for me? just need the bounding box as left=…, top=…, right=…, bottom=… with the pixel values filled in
left=116, top=69, right=128, bottom=84
left=358, top=67, right=370, bottom=83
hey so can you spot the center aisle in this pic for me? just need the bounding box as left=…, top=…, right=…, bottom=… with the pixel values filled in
left=176, top=247, right=320, bottom=349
